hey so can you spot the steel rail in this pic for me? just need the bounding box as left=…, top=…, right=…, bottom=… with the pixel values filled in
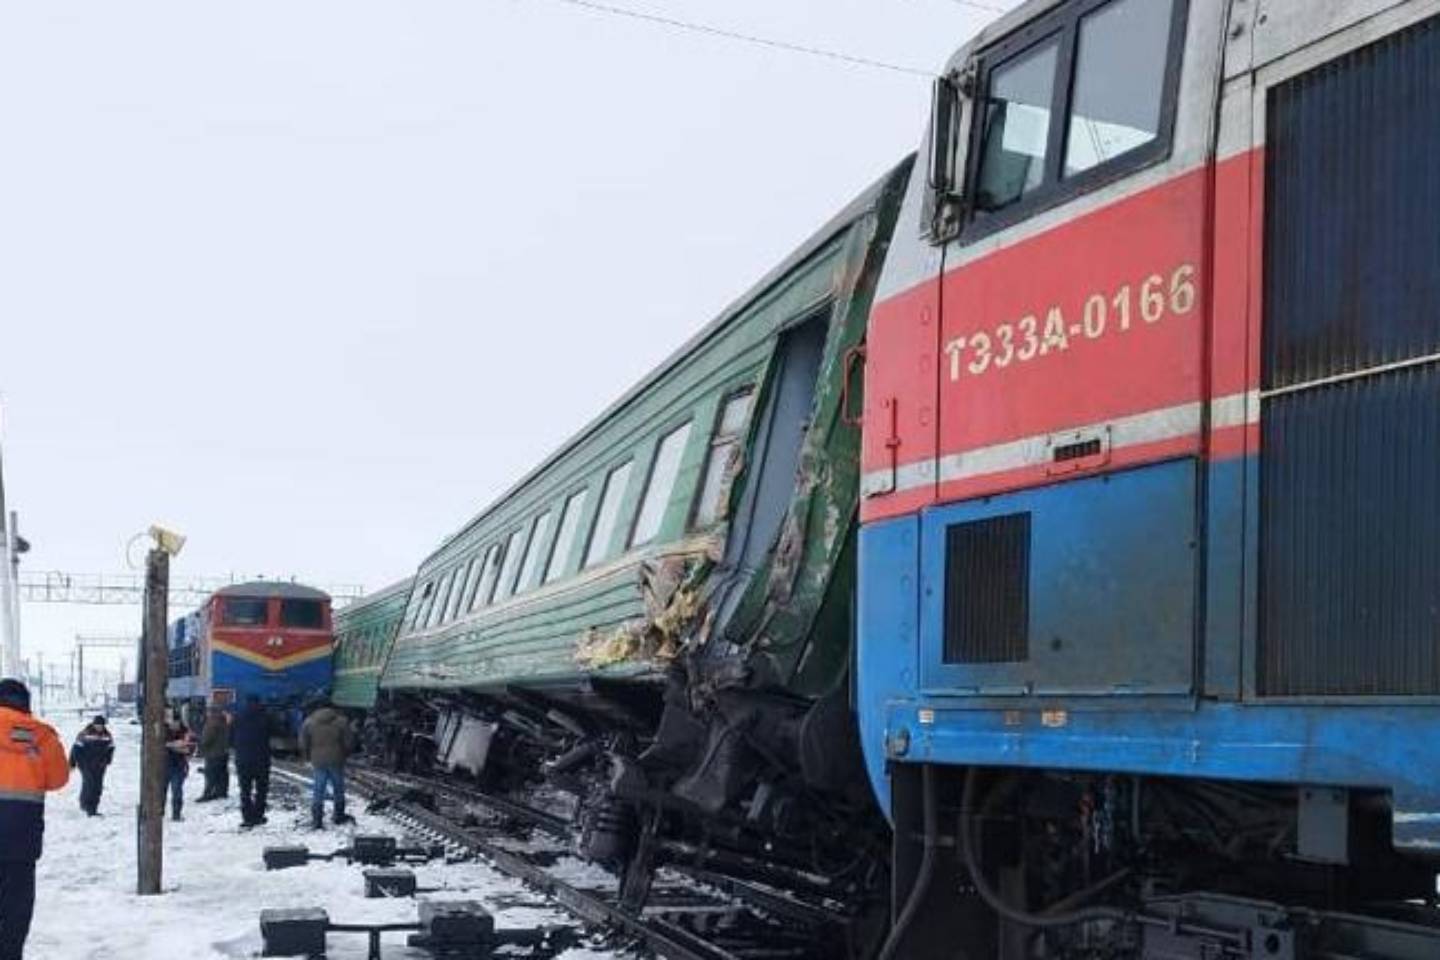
left=275, top=762, right=757, bottom=960
left=349, top=761, right=572, bottom=838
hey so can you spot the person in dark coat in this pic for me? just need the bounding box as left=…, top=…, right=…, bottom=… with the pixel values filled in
left=163, top=715, right=196, bottom=821
left=230, top=694, right=272, bottom=828
left=299, top=700, right=356, bottom=829
left=0, top=678, right=68, bottom=960
left=195, top=704, right=230, bottom=802
left=67, top=716, right=114, bottom=816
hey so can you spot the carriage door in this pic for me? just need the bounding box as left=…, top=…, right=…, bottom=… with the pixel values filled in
left=1252, top=5, right=1440, bottom=698
left=921, top=0, right=1223, bottom=697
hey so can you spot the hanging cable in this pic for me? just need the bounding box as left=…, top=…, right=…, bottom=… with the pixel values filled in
left=876, top=764, right=939, bottom=960
left=543, top=0, right=938, bottom=78
left=941, top=0, right=1012, bottom=13
left=960, top=767, right=1132, bottom=929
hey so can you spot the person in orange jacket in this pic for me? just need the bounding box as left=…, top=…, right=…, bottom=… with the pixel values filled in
left=0, top=678, right=68, bottom=960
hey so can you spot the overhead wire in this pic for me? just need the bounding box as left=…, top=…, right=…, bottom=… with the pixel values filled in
left=947, top=0, right=1012, bottom=12
left=538, top=0, right=953, bottom=78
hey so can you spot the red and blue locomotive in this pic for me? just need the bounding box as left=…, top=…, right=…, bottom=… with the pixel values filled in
left=860, top=0, right=1440, bottom=956
left=166, top=581, right=333, bottom=740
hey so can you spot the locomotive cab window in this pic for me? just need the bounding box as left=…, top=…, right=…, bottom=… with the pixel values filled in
left=221, top=598, right=269, bottom=627
left=966, top=0, right=1186, bottom=233
left=279, top=599, right=324, bottom=629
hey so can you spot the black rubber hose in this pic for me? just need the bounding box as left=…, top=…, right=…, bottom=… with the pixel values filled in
left=876, top=764, right=938, bottom=960
left=960, top=767, right=1130, bottom=929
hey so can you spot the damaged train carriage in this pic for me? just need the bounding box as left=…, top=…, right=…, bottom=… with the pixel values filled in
left=370, top=160, right=910, bottom=915
left=331, top=578, right=412, bottom=712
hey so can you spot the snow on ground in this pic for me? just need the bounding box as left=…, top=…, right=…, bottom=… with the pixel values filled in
left=28, top=712, right=626, bottom=959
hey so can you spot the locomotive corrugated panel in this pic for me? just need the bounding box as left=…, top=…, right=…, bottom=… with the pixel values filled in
left=1259, top=367, right=1440, bottom=696
left=1259, top=15, right=1440, bottom=697
left=1261, top=14, right=1440, bottom=391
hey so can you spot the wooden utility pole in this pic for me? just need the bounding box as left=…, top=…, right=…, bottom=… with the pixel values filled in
left=137, top=547, right=169, bottom=895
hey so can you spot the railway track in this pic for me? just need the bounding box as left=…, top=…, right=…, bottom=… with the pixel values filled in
left=274, top=761, right=863, bottom=960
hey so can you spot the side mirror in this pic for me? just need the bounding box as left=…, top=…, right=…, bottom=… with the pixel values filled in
left=928, top=74, right=961, bottom=195
left=925, top=66, right=974, bottom=244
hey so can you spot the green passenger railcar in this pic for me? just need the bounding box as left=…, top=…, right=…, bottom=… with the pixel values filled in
left=382, top=163, right=907, bottom=700
left=331, top=578, right=411, bottom=710
left=360, top=159, right=912, bottom=945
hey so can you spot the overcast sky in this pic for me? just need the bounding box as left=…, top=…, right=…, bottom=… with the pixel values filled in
left=0, top=0, right=1010, bottom=677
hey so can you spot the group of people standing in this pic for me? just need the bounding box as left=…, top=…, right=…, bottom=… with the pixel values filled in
left=159, top=695, right=356, bottom=829
left=161, top=693, right=277, bottom=827
left=0, top=678, right=361, bottom=959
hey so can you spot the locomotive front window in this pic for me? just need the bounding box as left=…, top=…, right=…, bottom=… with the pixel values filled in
left=975, top=38, right=1059, bottom=212
left=221, top=598, right=269, bottom=626
left=279, top=599, right=324, bottom=629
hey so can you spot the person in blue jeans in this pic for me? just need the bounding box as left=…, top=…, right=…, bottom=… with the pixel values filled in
left=164, top=715, right=195, bottom=821
left=299, top=700, right=356, bottom=829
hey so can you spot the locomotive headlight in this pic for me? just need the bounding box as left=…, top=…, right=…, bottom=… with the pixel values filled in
left=148, top=524, right=187, bottom=557
left=886, top=727, right=911, bottom=758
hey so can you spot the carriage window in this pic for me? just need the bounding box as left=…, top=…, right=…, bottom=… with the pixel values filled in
left=975, top=39, right=1059, bottom=212
left=444, top=562, right=469, bottom=622
left=279, top=599, right=324, bottom=629
left=1065, top=0, right=1175, bottom=176
left=545, top=489, right=589, bottom=583
left=472, top=544, right=503, bottom=610
left=517, top=511, right=553, bottom=593
left=408, top=581, right=433, bottom=629
left=692, top=390, right=753, bottom=529
left=631, top=422, right=692, bottom=547
left=426, top=571, right=451, bottom=628
left=495, top=528, right=526, bottom=600
left=586, top=461, right=633, bottom=567
left=221, top=598, right=269, bottom=626
left=456, top=555, right=480, bottom=613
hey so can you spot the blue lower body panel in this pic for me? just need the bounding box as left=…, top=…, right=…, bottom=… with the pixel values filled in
left=211, top=652, right=331, bottom=709
left=875, top=696, right=1440, bottom=852
left=859, top=465, right=1440, bottom=854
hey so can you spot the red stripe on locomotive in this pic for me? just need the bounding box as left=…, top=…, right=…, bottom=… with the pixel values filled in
left=863, top=149, right=1266, bottom=524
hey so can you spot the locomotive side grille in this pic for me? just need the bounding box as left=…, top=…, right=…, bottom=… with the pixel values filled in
left=944, top=513, right=1030, bottom=664
left=1262, top=15, right=1440, bottom=390
left=1260, top=368, right=1440, bottom=695
left=1259, top=15, right=1440, bottom=696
